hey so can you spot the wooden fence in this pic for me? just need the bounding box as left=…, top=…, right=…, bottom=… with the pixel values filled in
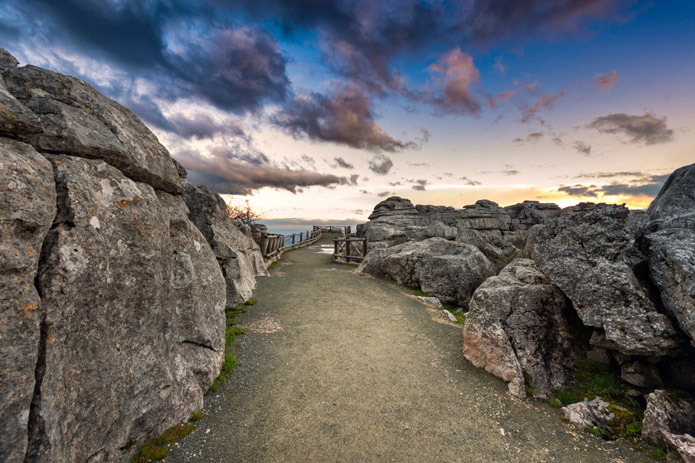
left=333, top=237, right=368, bottom=263
left=313, top=225, right=352, bottom=235
left=261, top=229, right=322, bottom=259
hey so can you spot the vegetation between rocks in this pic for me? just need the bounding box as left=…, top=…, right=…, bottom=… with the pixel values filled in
left=208, top=298, right=256, bottom=394
left=131, top=416, right=199, bottom=463
left=408, top=286, right=465, bottom=325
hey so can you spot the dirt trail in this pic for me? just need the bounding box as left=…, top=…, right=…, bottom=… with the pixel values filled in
left=166, top=233, right=651, bottom=463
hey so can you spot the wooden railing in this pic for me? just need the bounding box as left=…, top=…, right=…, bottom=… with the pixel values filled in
left=313, top=225, right=352, bottom=235
left=261, top=229, right=322, bottom=259
left=333, top=237, right=368, bottom=263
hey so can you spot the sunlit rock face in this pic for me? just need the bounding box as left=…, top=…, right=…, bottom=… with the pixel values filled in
left=0, top=50, right=230, bottom=463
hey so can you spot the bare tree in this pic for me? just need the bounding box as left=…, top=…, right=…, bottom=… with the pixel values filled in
left=226, top=200, right=263, bottom=225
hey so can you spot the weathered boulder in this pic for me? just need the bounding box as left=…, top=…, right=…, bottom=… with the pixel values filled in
left=527, top=203, right=682, bottom=356
left=648, top=163, right=695, bottom=221
left=25, top=155, right=225, bottom=462
left=0, top=66, right=43, bottom=140
left=458, top=199, right=512, bottom=231
left=2, top=64, right=182, bottom=193
left=644, top=165, right=695, bottom=346
left=504, top=200, right=561, bottom=231
left=183, top=182, right=267, bottom=306
left=356, top=238, right=495, bottom=307
left=643, top=390, right=695, bottom=463
left=463, top=259, right=577, bottom=398
left=562, top=397, right=630, bottom=437
left=456, top=228, right=517, bottom=262
left=0, top=138, right=56, bottom=463
left=0, top=51, right=234, bottom=463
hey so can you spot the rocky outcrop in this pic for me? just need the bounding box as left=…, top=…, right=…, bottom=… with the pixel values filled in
left=562, top=397, right=630, bottom=438
left=463, top=259, right=577, bottom=398
left=643, top=390, right=695, bottom=462
left=643, top=164, right=695, bottom=347
left=527, top=203, right=682, bottom=356
left=0, top=138, right=56, bottom=463
left=355, top=238, right=495, bottom=307
left=0, top=50, right=238, bottom=462
left=183, top=183, right=267, bottom=306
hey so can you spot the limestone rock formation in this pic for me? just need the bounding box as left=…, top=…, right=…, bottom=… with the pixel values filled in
left=643, top=164, right=695, bottom=346
left=183, top=182, right=267, bottom=306
left=527, top=203, right=682, bottom=356
left=356, top=238, right=494, bottom=306
left=2, top=61, right=182, bottom=194
left=463, top=259, right=577, bottom=398
left=0, top=138, right=56, bottom=463
left=643, top=390, right=695, bottom=462
left=562, top=397, right=630, bottom=437
left=0, top=50, right=234, bottom=463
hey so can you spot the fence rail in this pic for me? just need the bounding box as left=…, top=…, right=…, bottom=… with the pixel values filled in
left=261, top=229, right=322, bottom=259
left=333, top=237, right=368, bottom=263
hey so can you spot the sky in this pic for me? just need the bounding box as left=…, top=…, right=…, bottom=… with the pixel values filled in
left=1, top=0, right=693, bottom=230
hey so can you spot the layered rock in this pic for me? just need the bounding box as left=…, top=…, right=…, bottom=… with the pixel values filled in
left=644, top=164, right=695, bottom=346
left=0, top=138, right=56, bottom=463
left=527, top=203, right=682, bottom=356
left=0, top=51, right=233, bottom=463
left=183, top=183, right=267, bottom=306
left=463, top=259, right=577, bottom=398
left=355, top=238, right=495, bottom=307
left=643, top=390, right=695, bottom=462
left=562, top=397, right=631, bottom=438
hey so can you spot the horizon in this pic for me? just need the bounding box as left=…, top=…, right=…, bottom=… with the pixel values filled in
left=1, top=1, right=693, bottom=222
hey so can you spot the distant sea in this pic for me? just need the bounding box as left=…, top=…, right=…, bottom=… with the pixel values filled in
left=267, top=225, right=359, bottom=236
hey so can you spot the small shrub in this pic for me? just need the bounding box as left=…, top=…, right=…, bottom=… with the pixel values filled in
left=245, top=298, right=257, bottom=306
left=188, top=410, right=204, bottom=422
left=523, top=372, right=537, bottom=396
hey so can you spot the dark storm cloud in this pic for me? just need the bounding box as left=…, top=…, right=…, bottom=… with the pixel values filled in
left=588, top=112, right=674, bottom=145
left=176, top=147, right=350, bottom=195
left=275, top=86, right=416, bottom=152
left=368, top=154, right=394, bottom=175
left=4, top=1, right=290, bottom=115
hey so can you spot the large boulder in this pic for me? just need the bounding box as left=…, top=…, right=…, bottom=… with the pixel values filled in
left=527, top=203, right=682, bottom=356
left=0, top=51, right=231, bottom=463
left=183, top=182, right=267, bottom=306
left=24, top=156, right=225, bottom=462
left=458, top=199, right=512, bottom=231
left=2, top=63, right=181, bottom=193
left=355, top=237, right=494, bottom=307
left=644, top=164, right=695, bottom=346
left=463, top=259, right=577, bottom=398
left=0, top=138, right=56, bottom=463
left=643, top=390, right=695, bottom=462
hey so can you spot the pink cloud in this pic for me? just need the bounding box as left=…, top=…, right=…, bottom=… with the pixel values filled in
left=426, top=47, right=481, bottom=114
left=594, top=70, right=620, bottom=90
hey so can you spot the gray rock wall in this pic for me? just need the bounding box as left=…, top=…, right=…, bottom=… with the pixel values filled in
left=0, top=50, right=253, bottom=462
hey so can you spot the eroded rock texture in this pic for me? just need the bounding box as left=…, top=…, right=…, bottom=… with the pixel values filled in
left=643, top=390, right=695, bottom=463
left=0, top=50, right=237, bottom=463
left=527, top=203, right=682, bottom=356
left=183, top=182, right=267, bottom=306
left=0, top=138, right=56, bottom=463
left=356, top=238, right=494, bottom=307
left=464, top=259, right=577, bottom=398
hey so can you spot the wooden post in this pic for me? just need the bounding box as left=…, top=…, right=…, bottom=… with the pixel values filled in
left=334, top=238, right=338, bottom=257
left=363, top=237, right=368, bottom=258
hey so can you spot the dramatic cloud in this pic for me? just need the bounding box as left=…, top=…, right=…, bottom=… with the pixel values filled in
left=389, top=181, right=402, bottom=187
left=588, top=112, right=674, bottom=145
left=377, top=191, right=392, bottom=197
left=575, top=171, right=647, bottom=178
left=425, top=48, right=481, bottom=115
left=513, top=132, right=544, bottom=143
left=368, top=154, right=394, bottom=175
left=573, top=140, right=592, bottom=156
left=412, top=179, right=429, bottom=191
left=520, top=91, right=566, bottom=123
left=558, top=174, right=669, bottom=198
left=594, top=70, right=619, bottom=90
left=333, top=157, right=354, bottom=169
left=460, top=176, right=482, bottom=186
left=275, top=85, right=415, bottom=151
left=176, top=147, right=350, bottom=195
left=558, top=184, right=599, bottom=197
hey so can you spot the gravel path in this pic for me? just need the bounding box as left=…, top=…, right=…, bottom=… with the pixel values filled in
left=166, top=233, right=652, bottom=463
